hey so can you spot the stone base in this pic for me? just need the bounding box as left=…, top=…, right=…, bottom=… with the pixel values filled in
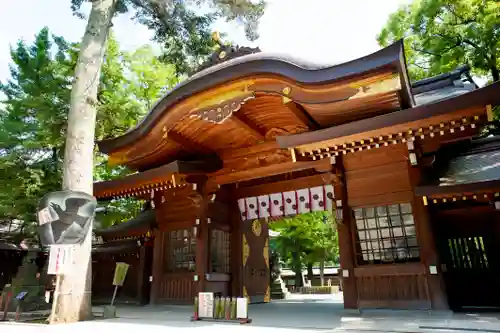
left=103, top=306, right=117, bottom=318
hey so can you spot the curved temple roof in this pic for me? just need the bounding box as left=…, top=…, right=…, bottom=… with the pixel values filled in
left=97, top=40, right=413, bottom=157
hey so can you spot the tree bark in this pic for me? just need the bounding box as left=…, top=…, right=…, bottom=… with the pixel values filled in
left=50, top=0, right=116, bottom=324
left=292, top=251, right=302, bottom=288
left=306, top=262, right=313, bottom=284
left=491, top=66, right=499, bottom=82
left=319, top=259, right=325, bottom=287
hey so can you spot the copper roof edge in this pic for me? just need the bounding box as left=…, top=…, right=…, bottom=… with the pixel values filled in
left=277, top=80, right=500, bottom=149
left=96, top=40, right=407, bottom=155
left=414, top=179, right=500, bottom=197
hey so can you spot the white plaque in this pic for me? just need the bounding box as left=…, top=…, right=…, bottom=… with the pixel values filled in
left=342, top=269, right=349, bottom=278
left=47, top=245, right=74, bottom=275
left=198, top=292, right=214, bottom=318
left=38, top=207, right=56, bottom=225
left=429, top=265, right=438, bottom=275
left=236, top=297, right=248, bottom=319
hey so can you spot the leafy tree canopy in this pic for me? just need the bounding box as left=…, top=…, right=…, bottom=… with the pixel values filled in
left=270, top=211, right=339, bottom=285
left=377, top=0, right=500, bottom=81
left=70, top=0, right=265, bottom=74
left=0, top=27, right=180, bottom=241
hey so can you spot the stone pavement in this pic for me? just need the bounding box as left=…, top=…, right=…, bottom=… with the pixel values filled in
left=2, top=294, right=500, bottom=333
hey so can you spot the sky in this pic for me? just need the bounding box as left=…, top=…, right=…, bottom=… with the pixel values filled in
left=0, top=0, right=410, bottom=83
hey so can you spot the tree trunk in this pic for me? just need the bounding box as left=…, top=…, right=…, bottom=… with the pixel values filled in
left=292, top=251, right=302, bottom=288
left=491, top=66, right=499, bottom=82
left=306, top=262, right=313, bottom=285
left=319, top=259, right=325, bottom=287
left=50, top=0, right=116, bottom=324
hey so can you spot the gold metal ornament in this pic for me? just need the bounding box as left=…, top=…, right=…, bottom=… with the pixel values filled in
left=252, top=220, right=262, bottom=236
left=242, top=234, right=250, bottom=266
left=263, top=238, right=269, bottom=268
left=264, top=285, right=271, bottom=303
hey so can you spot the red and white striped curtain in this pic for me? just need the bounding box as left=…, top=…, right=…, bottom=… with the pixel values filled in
left=237, top=185, right=334, bottom=221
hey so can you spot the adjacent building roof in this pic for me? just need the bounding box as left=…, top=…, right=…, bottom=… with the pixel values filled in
left=94, top=209, right=156, bottom=239
left=412, top=65, right=478, bottom=106
left=0, top=240, right=22, bottom=251
left=93, top=159, right=221, bottom=200
left=415, top=136, right=500, bottom=196
left=92, top=239, right=141, bottom=253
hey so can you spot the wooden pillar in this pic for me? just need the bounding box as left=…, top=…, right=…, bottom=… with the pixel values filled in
left=412, top=198, right=449, bottom=310
left=149, top=228, right=163, bottom=304
left=408, top=145, right=449, bottom=310
left=229, top=195, right=242, bottom=297
left=136, top=246, right=146, bottom=304
left=334, top=159, right=358, bottom=309
left=194, top=180, right=211, bottom=294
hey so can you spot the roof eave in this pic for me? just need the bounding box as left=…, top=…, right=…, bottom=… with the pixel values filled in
left=277, top=80, right=500, bottom=149
left=415, top=179, right=500, bottom=197
left=96, top=40, right=408, bottom=155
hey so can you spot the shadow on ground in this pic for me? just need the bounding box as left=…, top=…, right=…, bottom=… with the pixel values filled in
left=87, top=294, right=500, bottom=332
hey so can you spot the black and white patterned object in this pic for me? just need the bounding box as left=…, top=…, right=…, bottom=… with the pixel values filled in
left=237, top=185, right=335, bottom=221
left=37, top=191, right=97, bottom=245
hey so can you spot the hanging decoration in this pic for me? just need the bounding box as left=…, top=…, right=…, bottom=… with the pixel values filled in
left=237, top=185, right=334, bottom=221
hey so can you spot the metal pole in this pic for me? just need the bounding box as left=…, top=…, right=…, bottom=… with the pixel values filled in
left=110, top=285, right=118, bottom=306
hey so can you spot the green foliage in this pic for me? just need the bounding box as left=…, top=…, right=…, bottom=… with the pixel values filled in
left=0, top=28, right=179, bottom=239
left=270, top=211, right=339, bottom=284
left=378, top=0, right=500, bottom=81
left=0, top=28, right=71, bottom=239
left=70, top=0, right=265, bottom=74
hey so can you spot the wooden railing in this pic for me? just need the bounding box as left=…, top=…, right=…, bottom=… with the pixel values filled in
left=354, top=263, right=431, bottom=309
left=159, top=273, right=195, bottom=303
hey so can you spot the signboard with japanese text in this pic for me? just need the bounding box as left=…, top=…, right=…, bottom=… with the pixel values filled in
left=198, top=292, right=214, bottom=318
left=112, top=262, right=130, bottom=286
left=47, top=245, right=75, bottom=275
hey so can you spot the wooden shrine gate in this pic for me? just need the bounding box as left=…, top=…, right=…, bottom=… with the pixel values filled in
left=434, top=207, right=500, bottom=311
left=237, top=185, right=335, bottom=303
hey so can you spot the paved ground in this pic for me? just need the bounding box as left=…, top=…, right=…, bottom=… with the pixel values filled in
left=2, top=293, right=500, bottom=333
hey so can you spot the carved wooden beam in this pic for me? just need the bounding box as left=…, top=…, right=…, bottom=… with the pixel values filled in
left=284, top=102, right=320, bottom=130
left=211, top=159, right=332, bottom=185
left=232, top=173, right=337, bottom=198
left=230, top=112, right=266, bottom=141
left=163, top=129, right=213, bottom=153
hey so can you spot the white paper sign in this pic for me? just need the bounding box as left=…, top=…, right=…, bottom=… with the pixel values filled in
left=198, top=292, right=214, bottom=318
left=47, top=245, right=74, bottom=275
left=236, top=297, right=248, bottom=319
left=38, top=207, right=56, bottom=225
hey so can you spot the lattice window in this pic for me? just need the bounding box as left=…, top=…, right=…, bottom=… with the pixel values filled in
left=354, top=203, right=420, bottom=265
left=165, top=228, right=196, bottom=273
left=210, top=228, right=231, bottom=273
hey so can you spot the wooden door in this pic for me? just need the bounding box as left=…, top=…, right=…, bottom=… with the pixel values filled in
left=242, top=219, right=270, bottom=303
left=435, top=208, right=500, bottom=311
left=160, top=228, right=196, bottom=303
